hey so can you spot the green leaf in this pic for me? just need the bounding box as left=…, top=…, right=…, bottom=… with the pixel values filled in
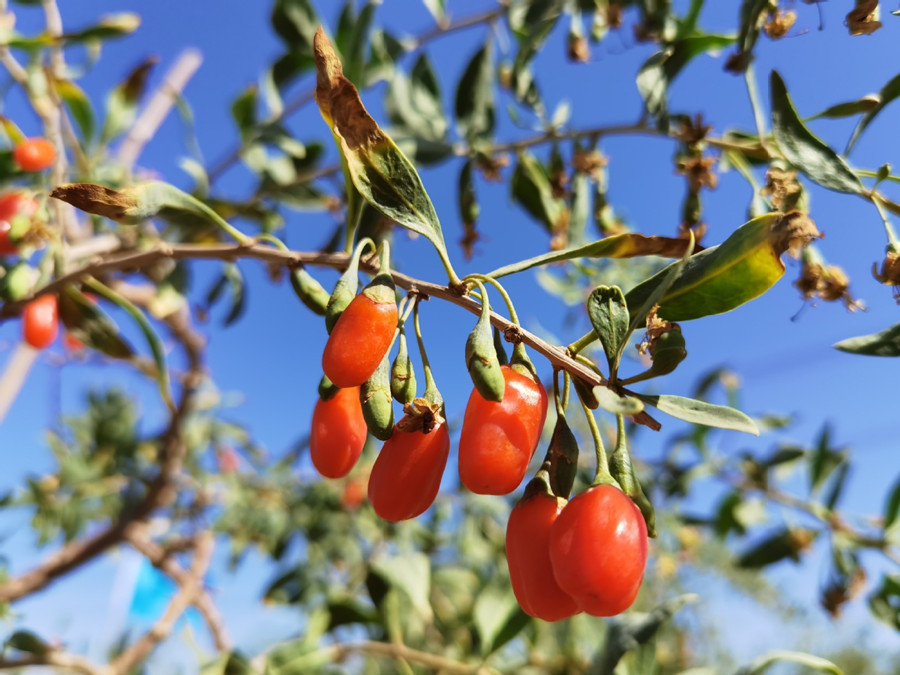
left=634, top=393, right=758, bottom=435
left=455, top=42, right=495, bottom=142
left=56, top=79, right=95, bottom=145
left=846, top=72, right=900, bottom=153
left=884, top=475, right=900, bottom=530
left=809, top=425, right=843, bottom=494
left=593, top=595, right=697, bottom=675
left=735, top=650, right=844, bottom=675
left=736, top=527, right=817, bottom=568
left=271, top=0, right=318, bottom=52
left=101, top=56, right=157, bottom=143
left=65, top=12, right=140, bottom=43
left=823, top=461, right=849, bottom=512
left=335, top=1, right=375, bottom=86
left=4, top=630, right=50, bottom=655
left=834, top=321, right=900, bottom=356
left=231, top=85, right=258, bottom=142
left=626, top=232, right=695, bottom=339
left=487, top=232, right=692, bottom=279
left=869, top=573, right=900, bottom=630
left=422, top=0, right=446, bottom=24
left=386, top=54, right=447, bottom=142
left=314, top=29, right=456, bottom=282
left=511, top=151, right=567, bottom=235
left=58, top=285, right=134, bottom=359
left=807, top=96, right=881, bottom=121
left=200, top=651, right=254, bottom=675
left=594, top=385, right=645, bottom=416
left=371, top=553, right=433, bottom=622
left=770, top=70, right=865, bottom=195
left=587, top=286, right=629, bottom=372
left=624, top=212, right=803, bottom=321
left=473, top=585, right=519, bottom=657
left=637, top=35, right=735, bottom=119
left=205, top=263, right=247, bottom=327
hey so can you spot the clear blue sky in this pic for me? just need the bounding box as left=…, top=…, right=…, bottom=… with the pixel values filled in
left=2, top=0, right=899, bottom=667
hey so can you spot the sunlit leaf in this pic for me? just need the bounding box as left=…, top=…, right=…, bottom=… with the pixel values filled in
left=846, top=72, right=900, bottom=153
left=735, top=650, right=844, bottom=675
left=834, top=321, right=900, bottom=356
left=634, top=393, right=758, bottom=435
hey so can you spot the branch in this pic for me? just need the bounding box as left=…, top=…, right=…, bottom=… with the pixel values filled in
left=0, top=651, right=108, bottom=675
left=109, top=532, right=215, bottom=675
left=0, top=284, right=206, bottom=604
left=117, top=49, right=203, bottom=171
left=2, top=241, right=607, bottom=388
left=125, top=524, right=232, bottom=652
left=329, top=640, right=491, bottom=674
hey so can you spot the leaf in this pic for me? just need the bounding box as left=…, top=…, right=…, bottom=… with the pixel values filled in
left=770, top=71, right=865, bottom=195
left=823, top=461, right=849, bottom=512
left=625, top=212, right=814, bottom=321
left=593, top=595, right=697, bottom=675
left=4, top=630, right=50, bottom=655
left=594, top=386, right=645, bottom=416
left=487, top=232, right=692, bottom=279
left=371, top=553, right=433, bottom=622
left=809, top=425, right=843, bottom=494
left=637, top=35, right=735, bottom=119
left=869, top=573, right=900, bottom=630
left=65, top=12, right=140, bottom=43
left=807, top=96, right=881, bottom=121
left=58, top=285, right=134, bottom=359
left=736, top=527, right=817, bottom=568
left=386, top=53, right=447, bottom=142
left=205, top=263, right=247, bottom=327
left=846, top=73, right=900, bottom=153
left=231, top=85, right=257, bottom=142
left=511, top=151, right=567, bottom=235
left=56, top=79, right=95, bottom=145
left=634, top=393, right=758, bottom=435
left=313, top=29, right=455, bottom=281
left=101, top=56, right=157, bottom=143
left=473, top=585, right=519, bottom=656
left=834, top=320, right=900, bottom=356
left=455, top=42, right=495, bottom=141
left=588, top=286, right=630, bottom=373
left=422, top=0, right=446, bottom=24
left=884, top=475, right=900, bottom=530
left=626, top=231, right=695, bottom=339
left=735, top=650, right=844, bottom=675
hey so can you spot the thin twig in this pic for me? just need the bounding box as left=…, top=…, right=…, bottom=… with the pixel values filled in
left=330, top=640, right=492, bottom=674
left=117, top=49, right=203, bottom=171
left=0, top=343, right=39, bottom=424
left=0, top=651, right=108, bottom=675
left=109, top=532, right=215, bottom=674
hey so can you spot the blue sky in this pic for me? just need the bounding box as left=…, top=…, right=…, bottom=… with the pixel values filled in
left=2, top=0, right=899, bottom=668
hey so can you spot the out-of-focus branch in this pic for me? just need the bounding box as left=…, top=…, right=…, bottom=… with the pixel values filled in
left=109, top=532, right=215, bottom=675
left=125, top=524, right=232, bottom=651
left=0, top=651, right=107, bottom=675
left=0, top=279, right=206, bottom=604
left=117, top=49, right=203, bottom=171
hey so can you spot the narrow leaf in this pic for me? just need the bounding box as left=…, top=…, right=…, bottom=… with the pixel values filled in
left=511, top=152, right=567, bottom=234
left=884, top=475, right=900, bottom=529
left=371, top=553, right=433, bottom=622
left=736, top=527, right=817, bottom=568
left=455, top=42, right=495, bottom=141
left=869, top=573, right=900, bottom=630
left=487, top=232, right=692, bottom=279
left=594, top=385, right=645, bottom=416
left=770, top=70, right=865, bottom=194
left=634, top=393, right=758, bottom=435
left=58, top=285, right=134, bottom=359
left=56, top=79, right=95, bottom=144
left=847, top=72, right=900, bottom=153
left=736, top=650, right=844, bottom=675
left=807, top=96, right=880, bottom=121
left=834, top=320, right=900, bottom=356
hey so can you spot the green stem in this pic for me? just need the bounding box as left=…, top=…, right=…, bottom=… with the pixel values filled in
left=561, top=369, right=570, bottom=412
left=568, top=329, right=597, bottom=355
left=870, top=193, right=900, bottom=246
left=413, top=300, right=441, bottom=406
left=857, top=168, right=900, bottom=185
left=255, top=233, right=289, bottom=251
left=582, top=398, right=614, bottom=486
left=553, top=369, right=564, bottom=417
left=462, top=273, right=519, bottom=324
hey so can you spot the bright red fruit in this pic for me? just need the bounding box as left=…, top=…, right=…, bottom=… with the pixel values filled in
left=310, top=386, right=367, bottom=479
left=507, top=490, right=581, bottom=621
left=322, top=291, right=397, bottom=388
left=13, top=138, right=56, bottom=172
left=0, top=192, right=38, bottom=255
left=367, top=423, right=450, bottom=522
left=458, top=365, right=548, bottom=495
left=549, top=484, right=648, bottom=617
left=22, top=294, right=59, bottom=349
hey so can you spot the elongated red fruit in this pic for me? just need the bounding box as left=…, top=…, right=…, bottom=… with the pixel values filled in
left=507, top=490, right=581, bottom=621
left=322, top=285, right=397, bottom=388
left=367, top=423, right=450, bottom=522
left=310, top=386, right=367, bottom=478
left=458, top=365, right=548, bottom=495
left=549, top=484, right=648, bottom=617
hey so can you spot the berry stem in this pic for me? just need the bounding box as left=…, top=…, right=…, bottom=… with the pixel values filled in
left=582, top=399, right=615, bottom=487
left=413, top=299, right=442, bottom=407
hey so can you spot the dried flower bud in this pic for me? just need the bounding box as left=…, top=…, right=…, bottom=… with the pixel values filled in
left=764, top=9, right=796, bottom=39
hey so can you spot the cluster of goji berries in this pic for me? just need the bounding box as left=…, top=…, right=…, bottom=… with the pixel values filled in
left=306, top=254, right=649, bottom=621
